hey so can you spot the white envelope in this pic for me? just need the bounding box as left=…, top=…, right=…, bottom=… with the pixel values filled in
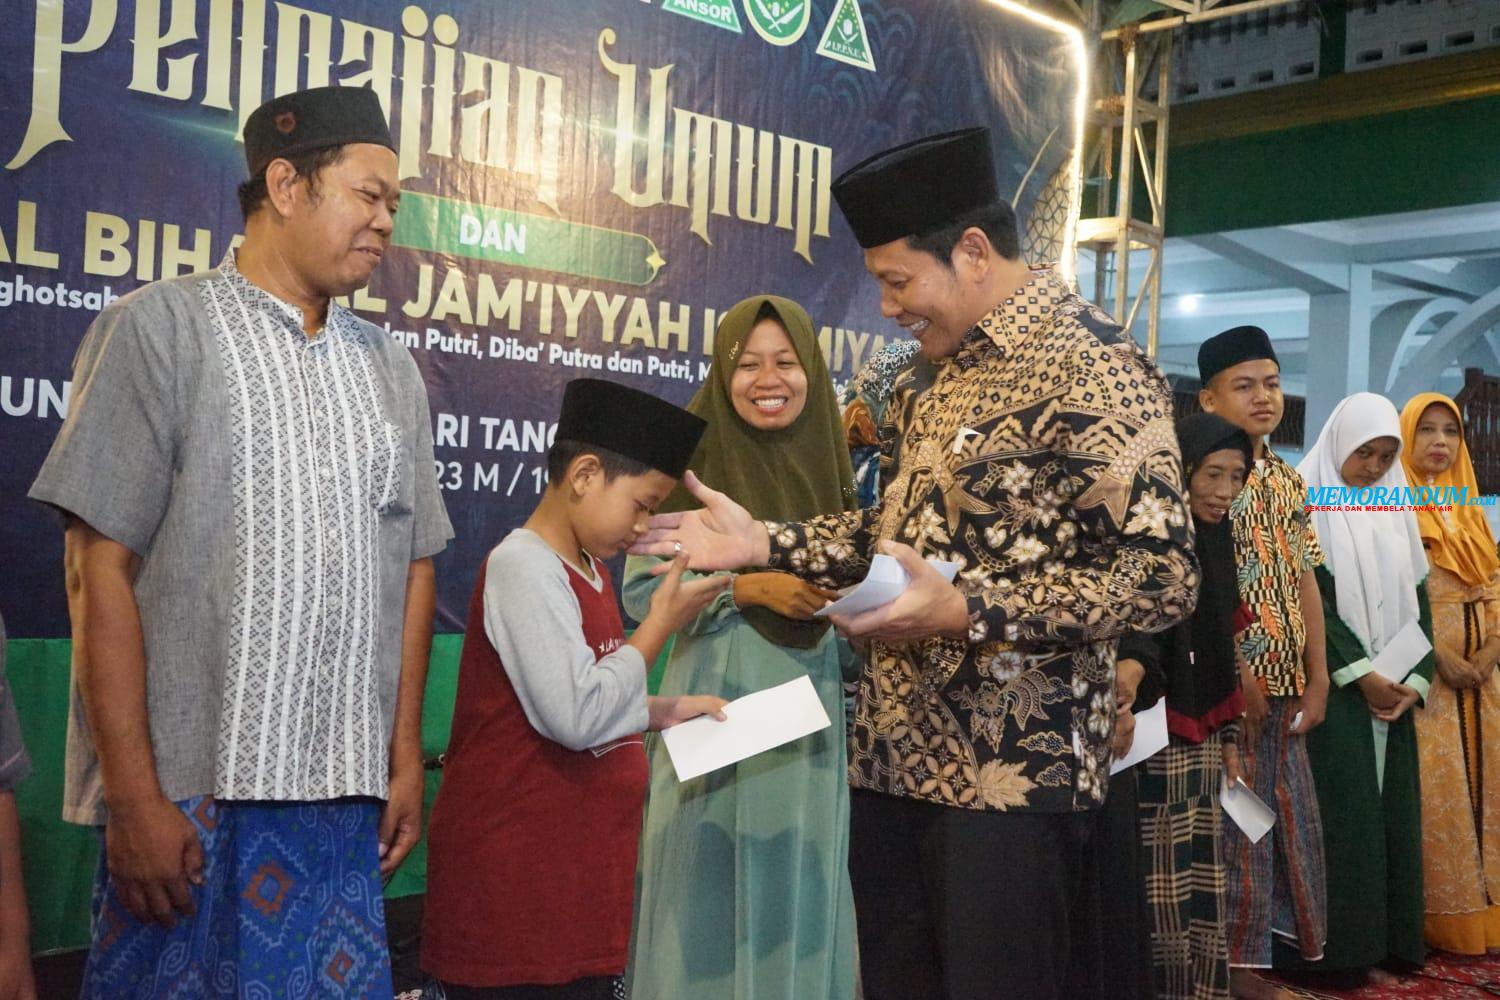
left=1370, top=620, right=1433, bottom=685
left=1220, top=774, right=1275, bottom=844
left=660, top=675, right=831, bottom=782
left=1111, top=698, right=1169, bottom=775
left=814, top=554, right=962, bottom=618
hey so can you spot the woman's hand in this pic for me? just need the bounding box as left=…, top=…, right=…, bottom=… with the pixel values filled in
left=1434, top=642, right=1480, bottom=690
left=1372, top=682, right=1421, bottom=723
left=1469, top=638, right=1500, bottom=687
left=1357, top=672, right=1401, bottom=713
left=733, top=573, right=838, bottom=620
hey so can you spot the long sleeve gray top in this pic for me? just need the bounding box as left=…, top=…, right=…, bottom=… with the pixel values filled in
left=483, top=529, right=650, bottom=751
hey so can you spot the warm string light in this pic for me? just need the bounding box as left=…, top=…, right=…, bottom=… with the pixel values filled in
left=976, top=0, right=1089, bottom=284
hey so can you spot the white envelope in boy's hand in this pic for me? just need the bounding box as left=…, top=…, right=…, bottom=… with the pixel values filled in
left=660, top=675, right=831, bottom=782
left=1220, top=774, right=1275, bottom=843
left=814, top=554, right=962, bottom=619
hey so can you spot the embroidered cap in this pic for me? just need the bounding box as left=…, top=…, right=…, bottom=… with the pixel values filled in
left=243, top=86, right=394, bottom=176
left=1198, top=325, right=1280, bottom=384
left=555, top=378, right=706, bottom=479
left=831, top=127, right=1001, bottom=248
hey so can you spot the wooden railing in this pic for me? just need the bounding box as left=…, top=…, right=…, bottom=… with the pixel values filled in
left=1455, top=367, right=1500, bottom=496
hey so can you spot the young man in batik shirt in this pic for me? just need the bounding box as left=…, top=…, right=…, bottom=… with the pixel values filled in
left=1198, top=325, right=1330, bottom=1000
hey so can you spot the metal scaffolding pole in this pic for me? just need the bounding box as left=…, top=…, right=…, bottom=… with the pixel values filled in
left=1075, top=0, right=1307, bottom=357
left=1077, top=25, right=1172, bottom=356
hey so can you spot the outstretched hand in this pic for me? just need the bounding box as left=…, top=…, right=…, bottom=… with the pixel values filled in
left=629, top=471, right=770, bottom=571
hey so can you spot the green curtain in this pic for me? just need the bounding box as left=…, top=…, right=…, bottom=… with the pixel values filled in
left=8, top=639, right=97, bottom=955
left=380, top=632, right=465, bottom=900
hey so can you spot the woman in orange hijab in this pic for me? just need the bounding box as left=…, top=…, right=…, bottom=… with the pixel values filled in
left=1400, top=393, right=1500, bottom=954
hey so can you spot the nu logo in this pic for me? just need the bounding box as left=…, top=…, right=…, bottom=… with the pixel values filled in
left=745, top=0, right=811, bottom=45
left=656, top=0, right=875, bottom=73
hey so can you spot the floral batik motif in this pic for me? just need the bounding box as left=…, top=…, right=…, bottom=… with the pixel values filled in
left=767, top=268, right=1197, bottom=813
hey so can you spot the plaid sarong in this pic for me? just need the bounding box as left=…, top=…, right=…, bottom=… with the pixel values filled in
left=1138, top=733, right=1230, bottom=1000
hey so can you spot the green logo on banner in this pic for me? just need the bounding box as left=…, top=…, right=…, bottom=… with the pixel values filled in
left=816, top=0, right=875, bottom=71
left=744, top=0, right=810, bottom=46
left=662, top=0, right=743, bottom=33
left=393, top=193, right=665, bottom=286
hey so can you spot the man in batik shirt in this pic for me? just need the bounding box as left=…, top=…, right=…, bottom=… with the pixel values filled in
left=31, top=87, right=452, bottom=996
left=635, top=127, right=1197, bottom=1000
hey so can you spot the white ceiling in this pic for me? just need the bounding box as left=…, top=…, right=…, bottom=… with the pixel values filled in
left=1075, top=200, right=1500, bottom=403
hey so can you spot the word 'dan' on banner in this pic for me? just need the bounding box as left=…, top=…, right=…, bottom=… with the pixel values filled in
left=1, top=0, right=1085, bottom=636
left=394, top=192, right=666, bottom=286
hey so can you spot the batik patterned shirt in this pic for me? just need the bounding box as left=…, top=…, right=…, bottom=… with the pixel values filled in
left=767, top=268, right=1197, bottom=813
left=1230, top=449, right=1323, bottom=697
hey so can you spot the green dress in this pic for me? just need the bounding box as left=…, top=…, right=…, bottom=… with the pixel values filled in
left=1282, top=566, right=1433, bottom=971
left=623, top=558, right=858, bottom=1000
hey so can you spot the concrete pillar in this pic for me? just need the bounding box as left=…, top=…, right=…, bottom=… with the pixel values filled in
left=1303, top=263, right=1372, bottom=450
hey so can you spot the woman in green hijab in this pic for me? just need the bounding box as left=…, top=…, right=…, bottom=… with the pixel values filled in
left=624, top=295, right=859, bottom=1000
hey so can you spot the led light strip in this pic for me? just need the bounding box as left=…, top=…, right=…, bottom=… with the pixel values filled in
left=977, top=0, right=1089, bottom=284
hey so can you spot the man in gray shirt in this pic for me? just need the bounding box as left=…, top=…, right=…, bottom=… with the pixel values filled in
left=30, top=86, right=452, bottom=996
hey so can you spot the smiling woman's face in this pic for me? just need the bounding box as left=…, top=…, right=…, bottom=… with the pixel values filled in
left=729, top=318, right=808, bottom=431
left=1188, top=448, right=1248, bottom=523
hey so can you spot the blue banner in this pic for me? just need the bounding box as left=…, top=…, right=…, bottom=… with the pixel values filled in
left=1, top=0, right=1084, bottom=634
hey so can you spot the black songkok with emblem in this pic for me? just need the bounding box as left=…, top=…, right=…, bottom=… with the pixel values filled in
left=555, top=378, right=707, bottom=479
left=1198, top=325, right=1280, bottom=384
left=243, top=86, right=395, bottom=176
left=831, top=127, right=1001, bottom=248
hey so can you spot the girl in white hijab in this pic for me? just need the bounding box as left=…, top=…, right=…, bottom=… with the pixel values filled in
left=1288, top=392, right=1431, bottom=984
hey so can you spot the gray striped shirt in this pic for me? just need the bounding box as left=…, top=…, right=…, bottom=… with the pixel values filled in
left=31, top=253, right=452, bottom=823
